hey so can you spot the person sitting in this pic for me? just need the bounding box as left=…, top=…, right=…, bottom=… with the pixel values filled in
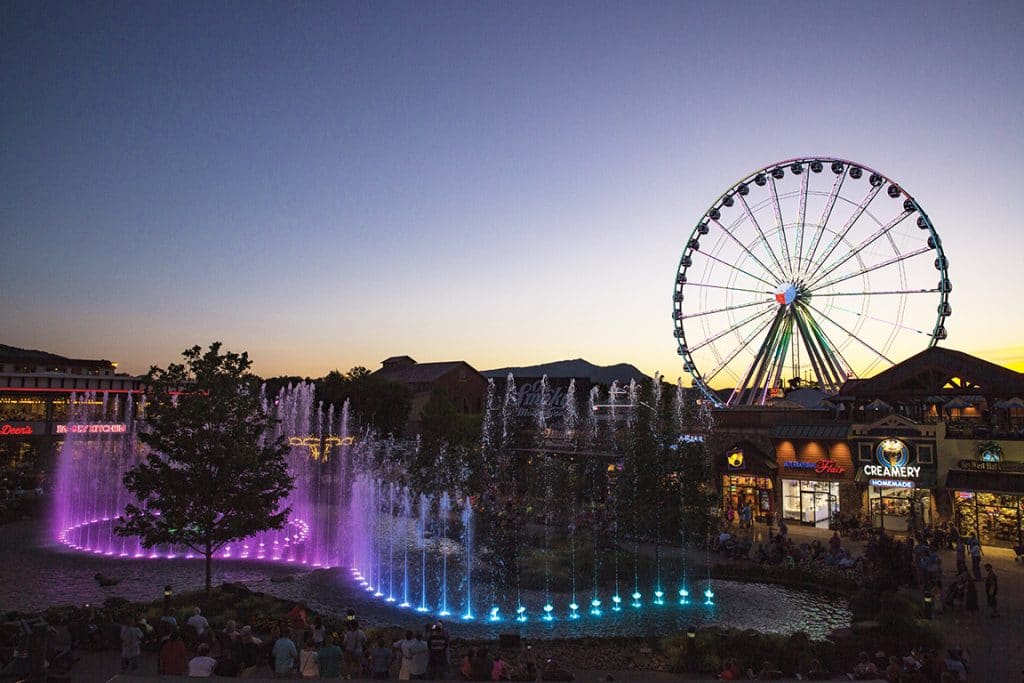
left=750, top=660, right=782, bottom=680
left=188, top=643, right=217, bottom=678
left=491, top=653, right=511, bottom=681
left=803, top=658, right=831, bottom=680
left=470, top=647, right=493, bottom=681
left=718, top=658, right=742, bottom=679
left=851, top=651, right=878, bottom=680
left=540, top=657, right=574, bottom=681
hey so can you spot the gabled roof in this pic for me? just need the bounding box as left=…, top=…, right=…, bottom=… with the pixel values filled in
left=839, top=346, right=1024, bottom=399
left=373, top=360, right=483, bottom=385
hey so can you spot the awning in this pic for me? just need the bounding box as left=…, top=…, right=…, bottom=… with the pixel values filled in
left=771, top=424, right=850, bottom=439
left=945, top=470, right=1024, bottom=496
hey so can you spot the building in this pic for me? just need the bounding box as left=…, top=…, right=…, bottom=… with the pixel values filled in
left=372, top=356, right=488, bottom=436
left=0, top=344, right=142, bottom=516
left=710, top=347, right=1024, bottom=546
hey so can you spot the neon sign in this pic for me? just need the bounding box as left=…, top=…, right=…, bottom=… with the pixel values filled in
left=783, top=459, right=845, bottom=475
left=0, top=424, right=33, bottom=436
left=862, top=438, right=919, bottom=479
left=869, top=478, right=915, bottom=489
left=56, top=423, right=128, bottom=434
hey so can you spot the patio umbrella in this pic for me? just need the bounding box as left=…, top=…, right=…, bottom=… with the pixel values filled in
left=864, top=399, right=891, bottom=411
left=943, top=397, right=970, bottom=410
left=1005, top=397, right=1024, bottom=408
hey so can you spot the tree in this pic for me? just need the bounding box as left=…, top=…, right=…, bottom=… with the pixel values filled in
left=317, top=367, right=412, bottom=437
left=117, top=343, right=294, bottom=596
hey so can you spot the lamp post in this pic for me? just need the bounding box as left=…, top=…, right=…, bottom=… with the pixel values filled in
left=686, top=625, right=697, bottom=671
left=923, top=593, right=933, bottom=620
left=163, top=584, right=172, bottom=613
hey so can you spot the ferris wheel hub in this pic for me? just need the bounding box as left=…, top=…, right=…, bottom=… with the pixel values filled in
left=774, top=283, right=798, bottom=306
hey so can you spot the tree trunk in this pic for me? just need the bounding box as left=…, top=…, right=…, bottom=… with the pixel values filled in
left=205, top=541, right=213, bottom=597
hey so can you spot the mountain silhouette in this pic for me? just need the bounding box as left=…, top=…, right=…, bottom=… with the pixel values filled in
left=482, top=358, right=650, bottom=386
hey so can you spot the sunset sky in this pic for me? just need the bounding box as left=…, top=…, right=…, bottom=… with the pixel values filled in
left=3, top=2, right=1023, bottom=381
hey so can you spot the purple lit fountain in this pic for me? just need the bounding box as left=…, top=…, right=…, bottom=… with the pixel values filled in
left=51, top=383, right=374, bottom=568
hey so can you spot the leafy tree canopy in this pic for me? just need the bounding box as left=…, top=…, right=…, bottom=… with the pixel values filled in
left=317, top=367, right=412, bottom=437
left=117, top=342, right=294, bottom=594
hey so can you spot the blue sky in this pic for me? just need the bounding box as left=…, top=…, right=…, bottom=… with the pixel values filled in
left=3, top=1, right=1023, bottom=380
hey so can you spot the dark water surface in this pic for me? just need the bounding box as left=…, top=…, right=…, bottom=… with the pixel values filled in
left=2, top=520, right=849, bottom=639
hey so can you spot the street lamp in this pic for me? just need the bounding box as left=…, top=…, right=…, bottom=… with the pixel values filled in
left=686, top=625, right=697, bottom=671
left=163, top=584, right=172, bottom=612
left=923, top=594, right=933, bottom=620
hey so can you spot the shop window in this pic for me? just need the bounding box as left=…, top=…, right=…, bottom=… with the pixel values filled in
left=917, top=443, right=934, bottom=464
left=858, top=443, right=873, bottom=462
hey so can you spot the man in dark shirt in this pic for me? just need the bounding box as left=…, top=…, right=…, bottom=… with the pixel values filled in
left=984, top=563, right=999, bottom=617
left=426, top=622, right=449, bottom=679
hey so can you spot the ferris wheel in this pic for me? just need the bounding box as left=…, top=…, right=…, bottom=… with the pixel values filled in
left=672, top=157, right=951, bottom=407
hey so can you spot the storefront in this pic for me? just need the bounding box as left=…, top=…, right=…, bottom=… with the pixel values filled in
left=781, top=476, right=840, bottom=527
left=718, top=444, right=775, bottom=522
left=947, top=459, right=1024, bottom=548
left=849, top=416, right=939, bottom=533
left=854, top=437, right=938, bottom=532
left=773, top=425, right=854, bottom=529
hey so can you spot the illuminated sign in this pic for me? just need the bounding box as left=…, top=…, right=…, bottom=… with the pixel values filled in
left=958, top=459, right=1024, bottom=473
left=288, top=435, right=356, bottom=461
left=870, top=478, right=915, bottom=489
left=0, top=424, right=33, bottom=436
left=56, top=423, right=128, bottom=434
left=861, top=438, right=920, bottom=479
left=726, top=449, right=745, bottom=470
left=783, top=459, right=845, bottom=475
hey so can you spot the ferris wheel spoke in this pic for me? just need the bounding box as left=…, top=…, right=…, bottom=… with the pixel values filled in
left=804, top=182, right=884, bottom=284
left=806, top=209, right=914, bottom=289
left=804, top=170, right=847, bottom=272
left=795, top=170, right=810, bottom=272
left=737, top=194, right=788, bottom=276
left=699, top=251, right=778, bottom=289
left=811, top=300, right=932, bottom=337
left=688, top=306, right=777, bottom=354
left=768, top=175, right=794, bottom=275
left=711, top=218, right=778, bottom=282
left=811, top=287, right=940, bottom=297
left=679, top=298, right=776, bottom=320
left=759, top=316, right=795, bottom=404
left=804, top=302, right=895, bottom=365
left=727, top=308, right=788, bottom=406
left=792, top=307, right=847, bottom=392
left=796, top=305, right=855, bottom=387
left=809, top=244, right=932, bottom=292
left=684, top=282, right=775, bottom=296
left=703, top=314, right=778, bottom=385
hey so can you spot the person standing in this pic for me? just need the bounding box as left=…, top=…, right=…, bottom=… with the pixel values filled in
left=318, top=634, right=343, bottom=679
left=342, top=620, right=367, bottom=678
left=286, top=601, right=310, bottom=651
left=969, top=536, right=983, bottom=580
left=426, top=623, right=449, bottom=679
left=408, top=632, right=429, bottom=680
left=368, top=637, right=392, bottom=679
left=119, top=617, right=143, bottom=674
left=984, top=563, right=999, bottom=617
left=272, top=630, right=298, bottom=678
left=393, top=630, right=417, bottom=680
left=158, top=630, right=188, bottom=675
